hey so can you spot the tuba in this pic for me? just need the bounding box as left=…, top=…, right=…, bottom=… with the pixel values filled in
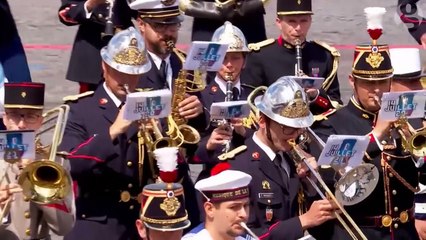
left=166, top=40, right=201, bottom=145
left=18, top=105, right=72, bottom=204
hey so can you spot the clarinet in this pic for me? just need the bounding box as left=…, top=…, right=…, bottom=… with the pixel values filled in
left=102, top=0, right=115, bottom=40
left=294, top=39, right=303, bottom=77
left=223, top=72, right=234, bottom=153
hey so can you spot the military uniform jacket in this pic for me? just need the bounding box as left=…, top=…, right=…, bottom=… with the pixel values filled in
left=58, top=0, right=136, bottom=84
left=229, top=136, right=304, bottom=240
left=241, top=37, right=341, bottom=115
left=312, top=97, right=420, bottom=239
left=59, top=86, right=147, bottom=240
left=0, top=0, right=19, bottom=45
left=0, top=161, right=75, bottom=240
left=60, top=85, right=200, bottom=239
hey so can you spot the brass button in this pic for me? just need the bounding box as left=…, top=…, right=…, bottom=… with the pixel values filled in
left=394, top=207, right=399, bottom=212
left=392, top=190, right=397, bottom=195
left=387, top=156, right=391, bottom=161
left=394, top=223, right=399, bottom=229
left=98, top=14, right=104, bottom=18
left=267, top=199, right=271, bottom=204
left=23, top=196, right=30, bottom=202
left=25, top=228, right=30, bottom=236
left=128, top=183, right=133, bottom=188
left=389, top=173, right=394, bottom=178
left=381, top=140, right=387, bottom=145
left=127, top=161, right=133, bottom=167
left=82, top=214, right=86, bottom=218
left=129, top=205, right=134, bottom=210
left=24, top=211, right=30, bottom=219
left=128, top=140, right=132, bottom=144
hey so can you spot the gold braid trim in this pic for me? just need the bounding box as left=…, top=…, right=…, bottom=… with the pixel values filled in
left=143, top=213, right=188, bottom=224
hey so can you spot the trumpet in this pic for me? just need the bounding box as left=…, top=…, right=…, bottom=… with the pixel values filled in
left=287, top=136, right=368, bottom=240
left=374, top=95, right=426, bottom=158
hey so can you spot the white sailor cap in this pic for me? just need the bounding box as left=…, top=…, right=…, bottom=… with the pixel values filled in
left=390, top=48, right=425, bottom=80
left=128, top=0, right=184, bottom=24
left=195, top=169, right=252, bottom=203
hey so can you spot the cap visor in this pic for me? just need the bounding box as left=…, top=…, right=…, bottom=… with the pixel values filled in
left=143, top=15, right=184, bottom=24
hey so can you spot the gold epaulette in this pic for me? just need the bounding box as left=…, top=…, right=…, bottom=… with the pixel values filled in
left=248, top=38, right=275, bottom=52
left=62, top=91, right=94, bottom=102
left=314, top=108, right=336, bottom=122
left=312, top=40, right=340, bottom=57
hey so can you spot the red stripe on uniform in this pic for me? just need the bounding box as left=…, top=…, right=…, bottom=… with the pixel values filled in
left=67, top=154, right=104, bottom=163
left=43, top=201, right=70, bottom=213
left=259, top=221, right=281, bottom=239
left=70, top=136, right=96, bottom=155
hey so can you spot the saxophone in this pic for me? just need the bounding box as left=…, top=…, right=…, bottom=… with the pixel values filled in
left=166, top=40, right=201, bottom=145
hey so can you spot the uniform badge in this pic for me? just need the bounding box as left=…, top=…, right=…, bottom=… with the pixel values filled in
left=252, top=152, right=260, bottom=160
left=262, top=180, right=270, bottom=190
left=366, top=46, right=384, bottom=69
left=21, top=92, right=27, bottom=98
left=99, top=98, right=108, bottom=105
left=266, top=207, right=273, bottom=222
left=160, top=191, right=181, bottom=216
left=362, top=113, right=369, bottom=119
left=211, top=86, right=218, bottom=93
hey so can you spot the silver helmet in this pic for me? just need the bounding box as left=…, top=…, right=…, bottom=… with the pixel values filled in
left=254, top=76, right=314, bottom=128
left=211, top=21, right=249, bottom=53
left=100, top=27, right=151, bottom=75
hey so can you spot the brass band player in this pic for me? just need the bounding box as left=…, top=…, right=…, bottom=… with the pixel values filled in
left=312, top=8, right=422, bottom=239
left=192, top=21, right=254, bottom=181
left=0, top=82, right=76, bottom=240
left=59, top=27, right=152, bottom=240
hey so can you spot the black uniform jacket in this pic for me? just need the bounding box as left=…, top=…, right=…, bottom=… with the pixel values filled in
left=398, top=0, right=426, bottom=44
left=229, top=136, right=305, bottom=240
left=59, top=85, right=199, bottom=239
left=241, top=37, right=342, bottom=115
left=311, top=97, right=421, bottom=240
left=58, top=0, right=136, bottom=84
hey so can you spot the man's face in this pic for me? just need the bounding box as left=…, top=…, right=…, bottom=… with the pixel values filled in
left=3, top=108, right=43, bottom=131
left=258, top=115, right=305, bottom=152
left=137, top=19, right=180, bottom=56
left=218, top=52, right=245, bottom=82
left=102, top=62, right=141, bottom=101
left=205, top=198, right=249, bottom=238
left=391, top=78, right=423, bottom=92
left=350, top=75, right=391, bottom=112
left=135, top=219, right=183, bottom=240
left=275, top=15, right=312, bottom=44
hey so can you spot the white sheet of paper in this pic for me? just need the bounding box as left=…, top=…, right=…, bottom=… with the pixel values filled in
left=379, top=90, right=426, bottom=121
left=210, top=100, right=250, bottom=120
left=0, top=130, right=35, bottom=161
left=123, top=89, right=172, bottom=121
left=293, top=76, right=324, bottom=90
left=183, top=41, right=228, bottom=71
left=317, top=135, right=369, bottom=168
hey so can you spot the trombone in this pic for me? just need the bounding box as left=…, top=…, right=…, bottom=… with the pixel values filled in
left=287, top=133, right=368, bottom=240
left=0, top=105, right=73, bottom=219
